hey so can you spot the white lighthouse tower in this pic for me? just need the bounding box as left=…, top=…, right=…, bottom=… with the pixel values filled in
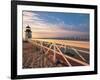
left=25, top=25, right=32, bottom=41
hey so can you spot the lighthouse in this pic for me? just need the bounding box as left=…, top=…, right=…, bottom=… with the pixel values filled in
left=25, top=25, right=32, bottom=41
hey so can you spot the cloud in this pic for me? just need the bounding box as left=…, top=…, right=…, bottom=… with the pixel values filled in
left=23, top=11, right=45, bottom=25
left=23, top=11, right=89, bottom=39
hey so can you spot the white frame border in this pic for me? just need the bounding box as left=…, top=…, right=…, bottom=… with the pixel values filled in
left=17, top=5, right=95, bottom=75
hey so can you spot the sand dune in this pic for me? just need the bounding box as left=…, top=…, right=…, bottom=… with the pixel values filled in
left=32, top=39, right=89, bottom=49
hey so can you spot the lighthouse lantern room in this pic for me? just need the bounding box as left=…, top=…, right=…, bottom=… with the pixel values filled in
left=25, top=25, right=32, bottom=41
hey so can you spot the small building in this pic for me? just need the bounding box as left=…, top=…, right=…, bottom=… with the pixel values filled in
left=25, top=25, right=32, bottom=41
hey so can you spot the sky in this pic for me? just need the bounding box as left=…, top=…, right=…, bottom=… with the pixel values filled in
left=23, top=11, right=89, bottom=39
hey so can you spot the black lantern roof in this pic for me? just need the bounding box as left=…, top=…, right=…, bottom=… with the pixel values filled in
left=26, top=25, right=30, bottom=28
